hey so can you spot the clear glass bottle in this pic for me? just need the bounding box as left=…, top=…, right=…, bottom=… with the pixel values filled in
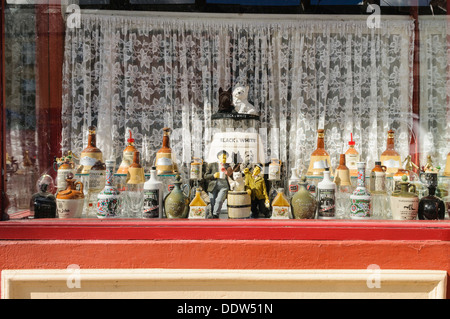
left=335, top=155, right=352, bottom=219
left=370, top=161, right=389, bottom=219
left=125, top=151, right=145, bottom=218
left=143, top=167, right=164, bottom=218
left=316, top=167, right=336, bottom=219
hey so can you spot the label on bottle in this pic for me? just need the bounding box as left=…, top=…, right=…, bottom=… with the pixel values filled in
left=317, top=188, right=335, bottom=219
left=289, top=183, right=299, bottom=193
left=143, top=189, right=160, bottom=218
left=189, top=206, right=207, bottom=219
left=345, top=154, right=360, bottom=171
left=89, top=171, right=106, bottom=192
left=272, top=206, right=290, bottom=219
left=390, top=197, right=419, bottom=220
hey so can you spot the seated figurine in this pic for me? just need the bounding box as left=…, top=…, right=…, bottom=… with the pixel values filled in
left=229, top=170, right=245, bottom=192
left=217, top=87, right=236, bottom=114
left=232, top=85, right=258, bottom=116
left=243, top=163, right=270, bottom=218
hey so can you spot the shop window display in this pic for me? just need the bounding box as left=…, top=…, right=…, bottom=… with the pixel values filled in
left=1, top=1, right=449, bottom=222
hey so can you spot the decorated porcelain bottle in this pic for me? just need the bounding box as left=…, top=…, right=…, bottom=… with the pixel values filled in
left=97, top=160, right=121, bottom=218
left=188, top=188, right=208, bottom=219
left=380, top=129, right=401, bottom=177
left=271, top=188, right=291, bottom=219
left=345, top=133, right=360, bottom=177
left=125, top=151, right=145, bottom=218
left=143, top=167, right=164, bottom=218
left=350, top=162, right=371, bottom=219
left=390, top=175, right=418, bottom=220
left=316, top=167, right=336, bottom=219
left=307, top=129, right=332, bottom=176
left=291, top=176, right=317, bottom=219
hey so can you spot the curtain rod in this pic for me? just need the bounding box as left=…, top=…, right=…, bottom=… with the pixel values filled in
left=79, top=10, right=413, bottom=23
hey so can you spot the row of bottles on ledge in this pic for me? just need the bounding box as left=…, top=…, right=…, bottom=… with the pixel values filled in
left=32, top=125, right=448, bottom=220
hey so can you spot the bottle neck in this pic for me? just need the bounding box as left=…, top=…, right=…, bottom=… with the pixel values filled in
left=386, top=136, right=395, bottom=150
left=317, top=136, right=325, bottom=149
left=88, top=134, right=96, bottom=148
left=357, top=167, right=366, bottom=188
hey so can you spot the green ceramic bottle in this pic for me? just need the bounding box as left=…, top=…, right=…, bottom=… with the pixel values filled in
left=164, top=175, right=189, bottom=219
left=291, top=176, right=317, bottom=219
left=390, top=175, right=418, bottom=220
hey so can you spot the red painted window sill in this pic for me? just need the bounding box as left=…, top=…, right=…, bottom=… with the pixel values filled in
left=0, top=219, right=449, bottom=241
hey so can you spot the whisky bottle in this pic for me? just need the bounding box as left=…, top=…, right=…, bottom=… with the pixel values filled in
left=307, top=129, right=332, bottom=176
left=380, top=129, right=401, bottom=177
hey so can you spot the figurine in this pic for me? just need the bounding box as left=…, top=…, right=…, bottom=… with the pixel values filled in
left=204, top=150, right=233, bottom=218
left=217, top=87, right=236, bottom=113
left=243, top=163, right=270, bottom=218
left=229, top=170, right=245, bottom=192
left=232, top=85, right=258, bottom=115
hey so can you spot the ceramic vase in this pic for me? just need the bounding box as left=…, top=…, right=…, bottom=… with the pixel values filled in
left=97, top=160, right=121, bottom=218
left=291, top=177, right=317, bottom=219
left=350, top=162, right=371, bottom=219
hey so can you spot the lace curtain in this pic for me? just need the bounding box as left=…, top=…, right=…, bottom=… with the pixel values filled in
left=419, top=16, right=450, bottom=170
left=62, top=12, right=415, bottom=180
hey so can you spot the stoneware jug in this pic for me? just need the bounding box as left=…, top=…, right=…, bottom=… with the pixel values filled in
left=291, top=176, right=317, bottom=219
left=164, top=175, right=189, bottom=219
left=56, top=174, right=85, bottom=218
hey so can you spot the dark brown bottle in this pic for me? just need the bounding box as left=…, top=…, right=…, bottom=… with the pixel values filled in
left=31, top=183, right=56, bottom=219
left=418, top=186, right=446, bottom=220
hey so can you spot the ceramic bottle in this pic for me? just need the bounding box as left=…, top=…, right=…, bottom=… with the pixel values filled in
left=164, top=175, right=189, bottom=219
left=334, top=154, right=352, bottom=188
left=97, top=160, right=121, bottom=218
left=56, top=174, right=85, bottom=218
left=54, top=154, right=76, bottom=192
left=380, top=129, right=401, bottom=177
left=125, top=151, right=145, bottom=218
left=288, top=168, right=301, bottom=198
left=445, top=152, right=450, bottom=177
left=390, top=175, right=419, bottom=220
left=79, top=126, right=103, bottom=174
left=268, top=159, right=282, bottom=181
left=291, top=176, right=317, bottom=219
left=316, top=167, right=336, bottom=219
left=188, top=188, right=208, bottom=219
left=271, top=188, right=291, bottom=219
left=307, top=129, right=332, bottom=176
left=31, top=175, right=56, bottom=219
left=117, top=129, right=138, bottom=175
left=350, top=162, right=371, bottom=219
left=345, top=133, right=360, bottom=177
left=155, top=127, right=177, bottom=175
left=143, top=167, right=164, bottom=218
left=418, top=185, right=446, bottom=220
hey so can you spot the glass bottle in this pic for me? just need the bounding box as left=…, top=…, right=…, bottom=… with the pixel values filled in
left=288, top=168, right=301, bottom=198
left=117, top=129, right=138, bottom=175
left=345, top=133, right=360, bottom=177
left=97, top=160, right=121, bottom=218
left=291, top=176, right=317, bottom=219
left=390, top=175, right=419, bottom=220
left=143, top=167, right=164, bottom=218
left=370, top=161, right=389, bottom=219
left=350, top=162, right=371, bottom=219
left=307, top=129, right=332, bottom=176
left=125, top=151, right=145, bottom=218
left=316, top=167, right=336, bottom=219
left=188, top=188, right=208, bottom=219
left=335, top=155, right=352, bottom=219
left=271, top=188, right=291, bottom=219
left=31, top=175, right=56, bottom=219
left=79, top=126, right=103, bottom=174
left=380, top=129, right=401, bottom=177
left=418, top=186, right=446, bottom=220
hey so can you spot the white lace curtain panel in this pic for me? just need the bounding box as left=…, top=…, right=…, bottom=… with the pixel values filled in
left=62, top=12, right=422, bottom=180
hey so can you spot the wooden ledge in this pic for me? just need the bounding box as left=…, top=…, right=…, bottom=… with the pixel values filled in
left=0, top=219, right=449, bottom=241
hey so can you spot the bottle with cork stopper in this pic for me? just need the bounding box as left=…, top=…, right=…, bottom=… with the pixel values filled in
left=345, top=133, right=360, bottom=177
